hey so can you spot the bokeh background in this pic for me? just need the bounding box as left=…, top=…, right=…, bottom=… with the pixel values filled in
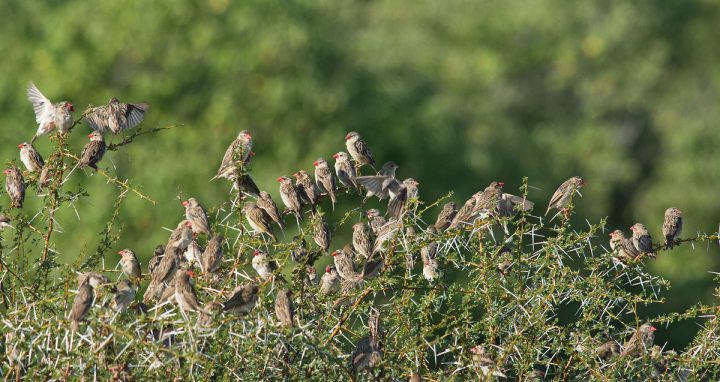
left=1, top=1, right=718, bottom=348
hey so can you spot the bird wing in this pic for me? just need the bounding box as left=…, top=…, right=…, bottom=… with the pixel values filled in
left=387, top=187, right=407, bottom=218
left=240, top=174, right=261, bottom=196
left=355, top=176, right=393, bottom=199
left=85, top=106, right=111, bottom=133
left=545, top=186, right=566, bottom=214
left=500, top=193, right=534, bottom=215
left=79, top=140, right=106, bottom=167
left=353, top=140, right=374, bottom=165
left=124, top=102, right=149, bottom=130
left=27, top=82, right=52, bottom=124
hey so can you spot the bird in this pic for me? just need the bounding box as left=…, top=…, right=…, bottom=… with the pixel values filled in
left=4, top=167, right=25, bottom=208
left=366, top=209, right=386, bottom=236
left=621, top=323, right=656, bottom=357
left=333, top=151, right=359, bottom=193
left=18, top=143, right=44, bottom=173
left=469, top=345, right=507, bottom=378
left=609, top=230, right=640, bottom=261
left=117, top=249, right=141, bottom=281
left=167, top=220, right=193, bottom=251
left=545, top=176, right=586, bottom=216
left=596, top=339, right=621, bottom=361
left=144, top=246, right=180, bottom=303
left=77, top=272, right=112, bottom=289
left=237, top=173, right=261, bottom=198
left=423, top=259, right=442, bottom=282
left=27, top=82, right=74, bottom=143
left=387, top=178, right=420, bottom=218
left=274, top=289, right=294, bottom=328
left=319, top=265, right=340, bottom=294
left=354, top=161, right=400, bottom=199
left=85, top=97, right=149, bottom=135
left=174, top=270, right=206, bottom=313
left=312, top=214, right=331, bottom=253
left=110, top=280, right=137, bottom=312
left=182, top=198, right=210, bottom=236
left=352, top=221, right=372, bottom=260
left=408, top=373, right=422, bottom=382
left=434, top=202, right=458, bottom=232
left=257, top=191, right=285, bottom=231
left=78, top=131, right=107, bottom=170
left=290, top=236, right=308, bottom=262
left=662, top=207, right=683, bottom=249
left=251, top=250, right=278, bottom=280
left=212, top=130, right=253, bottom=181
left=420, top=226, right=438, bottom=262
left=350, top=309, right=383, bottom=374
left=147, top=244, right=165, bottom=275
left=0, top=214, right=12, bottom=230
left=183, top=240, right=203, bottom=266
left=277, top=176, right=303, bottom=221
left=372, top=218, right=401, bottom=255
left=293, top=170, right=319, bottom=212
left=222, top=282, right=259, bottom=316
left=37, top=165, right=52, bottom=190
left=242, top=202, right=277, bottom=242
left=331, top=249, right=364, bottom=282
left=630, top=223, right=655, bottom=257
left=471, top=181, right=504, bottom=219
left=313, top=158, right=337, bottom=209
left=345, top=131, right=375, bottom=169
left=306, top=265, right=317, bottom=286
left=448, top=196, right=477, bottom=229
left=498, top=192, right=534, bottom=218
left=69, top=283, right=94, bottom=331
left=201, top=235, right=224, bottom=274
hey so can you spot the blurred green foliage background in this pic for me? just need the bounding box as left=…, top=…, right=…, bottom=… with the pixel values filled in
left=0, top=0, right=718, bottom=348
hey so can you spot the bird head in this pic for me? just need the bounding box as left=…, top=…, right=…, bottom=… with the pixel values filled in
left=181, top=200, right=189, bottom=207
left=65, top=102, right=75, bottom=112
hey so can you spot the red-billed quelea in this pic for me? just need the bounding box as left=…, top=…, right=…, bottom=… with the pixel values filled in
left=331, top=249, right=364, bottom=282
left=472, top=181, right=504, bottom=219
left=4, top=167, right=25, bottom=208
left=366, top=209, right=386, bottom=236
left=182, top=198, right=210, bottom=236
left=27, top=82, right=74, bottom=143
left=609, top=230, right=640, bottom=261
left=596, top=339, right=621, bottom=361
left=110, top=280, right=137, bottom=312
left=251, top=250, right=277, bottom=280
left=257, top=191, right=285, bottom=231
left=277, top=176, right=303, bottom=221
left=662, top=207, right=683, bottom=249
left=373, top=218, right=401, bottom=254
left=212, top=130, right=253, bottom=181
left=448, top=196, right=477, bottom=230
left=147, top=244, right=165, bottom=275
left=333, top=151, right=359, bottom=193
left=174, top=270, right=207, bottom=313
left=469, top=345, right=507, bottom=378
left=201, top=235, right=224, bottom=274
left=355, top=161, right=399, bottom=199
left=274, top=289, right=294, bottom=328
left=314, top=158, right=337, bottom=209
left=242, top=202, right=277, bottom=242
left=18, top=143, right=44, bottom=173
left=183, top=240, right=203, bottom=266
left=434, top=202, right=457, bottom=232
left=423, top=259, right=441, bottom=282
left=118, top=249, right=141, bottom=281
left=78, top=131, right=107, bottom=170
left=545, top=176, right=586, bottom=216
left=293, top=170, right=319, bottom=213
left=621, top=323, right=656, bottom=357
left=345, top=131, right=375, bottom=169
left=306, top=265, right=317, bottom=286
left=222, top=282, right=259, bottom=316
left=387, top=178, right=420, bottom=218
left=168, top=220, right=193, bottom=251
left=85, top=97, right=149, bottom=135
left=420, top=226, right=438, bottom=263
left=351, top=309, right=383, bottom=374
left=352, top=221, right=372, bottom=260
left=313, top=214, right=331, bottom=253
left=630, top=223, right=655, bottom=257
left=69, top=283, right=94, bottom=331
left=320, top=265, right=340, bottom=294
left=78, top=272, right=112, bottom=290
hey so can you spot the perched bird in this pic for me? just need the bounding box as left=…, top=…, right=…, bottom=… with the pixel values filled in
left=251, top=250, right=277, bottom=280
left=4, top=167, right=25, bottom=208
left=222, top=282, right=259, bottom=316
left=596, top=339, right=621, bottom=361
left=85, top=97, right=149, bottom=135
left=387, top=178, right=420, bottom=218
left=423, top=259, right=442, bottom=282
left=242, top=202, right=277, bottom=242
left=306, top=265, right=318, bottom=286
left=237, top=173, right=261, bottom=197
left=201, top=235, right=224, bottom=274
left=313, top=158, right=337, bottom=209
left=545, top=176, right=586, bottom=216
left=182, top=198, right=210, bottom=236
left=294, top=170, right=319, bottom=212
left=630, top=223, right=655, bottom=257
left=350, top=309, right=383, bottom=374
left=434, top=202, right=458, bottom=232
left=117, top=249, right=141, bottom=281
left=312, top=214, right=331, bottom=253
left=471, top=181, right=504, bottom=219
left=27, top=82, right=74, bottom=143
left=497, top=259, right=513, bottom=275
left=609, top=230, right=640, bottom=261
left=290, top=236, right=308, bottom=262
left=319, top=265, right=340, bottom=294
left=0, top=214, right=13, bottom=230
left=18, top=143, right=44, bottom=172
left=373, top=218, right=402, bottom=254
left=367, top=209, right=387, bottom=236
left=352, top=221, right=372, bottom=260
left=69, top=283, right=94, bottom=331
left=77, top=272, right=112, bottom=289
left=621, top=323, right=656, bottom=357
left=274, top=289, right=294, bottom=328
left=277, top=176, right=303, bottom=221
left=448, top=196, right=477, bottom=229
left=167, top=220, right=193, bottom=251
left=144, top=246, right=180, bottom=303
left=212, top=130, right=253, bottom=181
left=420, top=226, right=438, bottom=262
left=469, top=345, right=507, bottom=378
left=499, top=192, right=534, bottom=218
left=257, top=191, right=285, bottom=231
left=78, top=131, right=107, bottom=170
left=355, top=161, right=400, bottom=199
left=404, top=178, right=420, bottom=200
left=38, top=165, right=52, bottom=190
left=662, top=207, right=683, bottom=249
left=333, top=151, right=359, bottom=192
left=147, top=245, right=165, bottom=275
left=174, top=270, right=206, bottom=313
left=345, top=131, right=375, bottom=169
left=110, top=280, right=137, bottom=312
left=331, top=249, right=364, bottom=282
left=183, top=240, right=203, bottom=266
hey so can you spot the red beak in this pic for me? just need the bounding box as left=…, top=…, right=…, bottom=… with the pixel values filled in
left=498, top=181, right=505, bottom=187
left=117, top=250, right=123, bottom=255
left=313, top=161, right=319, bottom=167
left=325, top=266, right=331, bottom=273
left=244, top=133, right=252, bottom=139
left=186, top=221, right=193, bottom=227
left=276, top=177, right=283, bottom=182
left=17, top=144, right=23, bottom=148
left=331, top=251, right=338, bottom=257
left=332, top=153, right=339, bottom=159
left=649, top=326, right=657, bottom=331
left=181, top=200, right=188, bottom=206
left=187, top=270, right=195, bottom=278
left=345, top=133, right=351, bottom=140
left=250, top=151, right=256, bottom=156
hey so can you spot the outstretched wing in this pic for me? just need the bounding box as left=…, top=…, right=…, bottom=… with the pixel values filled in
left=27, top=82, right=51, bottom=124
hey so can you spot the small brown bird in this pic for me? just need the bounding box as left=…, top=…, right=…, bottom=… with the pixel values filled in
left=77, top=272, right=112, bottom=289
left=78, top=131, right=107, bottom=170
left=469, top=345, right=507, bottom=378
left=435, top=202, right=458, bottom=232
left=251, top=250, right=277, bottom=280
left=367, top=209, right=386, bottom=236
left=420, top=226, right=438, bottom=262
left=147, top=244, right=165, bottom=275
left=350, top=309, right=383, bottom=374
left=472, top=181, right=504, bottom=219
left=314, top=158, right=337, bottom=209
left=609, top=230, right=640, bottom=261
left=174, top=270, right=206, bottom=313
left=118, top=249, right=141, bottom=281
left=222, top=282, right=259, bottom=316
left=290, top=236, right=308, bottom=262
left=331, top=249, right=363, bottom=282
left=274, top=289, right=294, bottom=328
left=150, top=246, right=180, bottom=286
left=257, top=191, right=285, bottom=231
left=306, top=265, right=318, bottom=286
left=182, top=198, right=210, bottom=236
left=499, top=192, right=535, bottom=217
left=373, top=218, right=401, bottom=254
left=662, top=207, right=683, bottom=249
left=448, top=196, right=477, bottom=229
left=596, top=339, right=621, bottom=361
left=167, top=220, right=193, bottom=251
left=319, top=265, right=340, bottom=294
left=313, top=214, right=331, bottom=253
left=27, top=82, right=74, bottom=142
left=201, top=235, right=224, bottom=274
left=293, top=170, right=319, bottom=212
left=630, top=223, right=655, bottom=257
left=387, top=178, right=420, bottom=218
left=38, top=165, right=52, bottom=190
left=423, top=259, right=441, bottom=282
left=243, top=202, right=277, bottom=242
left=355, top=161, right=400, bottom=200
left=4, top=167, right=25, bottom=208
left=237, top=173, right=261, bottom=197
left=333, top=151, right=359, bottom=192
left=277, top=176, right=303, bottom=220
left=18, top=142, right=44, bottom=172
left=352, top=221, right=372, bottom=260
left=345, top=131, right=375, bottom=169
left=212, top=130, right=253, bottom=181
left=85, top=97, right=149, bottom=135
left=621, top=323, right=656, bottom=357
left=183, top=240, right=203, bottom=266
left=546, top=176, right=586, bottom=216
left=0, top=214, right=12, bottom=230
left=69, top=283, right=94, bottom=331
left=110, top=280, right=137, bottom=312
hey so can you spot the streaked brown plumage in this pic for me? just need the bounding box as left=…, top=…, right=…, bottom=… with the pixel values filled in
left=70, top=283, right=94, bottom=331
left=85, top=97, right=149, bottom=135
left=4, top=167, right=25, bottom=208
left=354, top=161, right=400, bottom=200
left=277, top=176, right=303, bottom=220
left=352, top=221, right=372, bottom=260
left=167, top=220, right=193, bottom=251
left=350, top=309, right=382, bottom=374
left=251, top=250, right=277, bottom=280
left=182, top=197, right=210, bottom=236
left=222, top=282, right=259, bottom=316
left=331, top=249, right=363, bottom=282
left=0, top=214, right=12, bottom=230
left=596, top=339, right=621, bottom=361
left=257, top=191, right=285, bottom=231
left=319, top=265, right=340, bottom=294
left=78, top=131, right=107, bottom=170
left=469, top=345, right=507, bottom=378
left=545, top=176, right=585, bottom=216
left=312, top=214, right=331, bottom=253
left=27, top=82, right=74, bottom=142
left=274, top=289, right=294, bottom=328
left=366, top=209, right=386, bottom=236
left=373, top=218, right=401, bottom=254
left=201, top=235, right=224, bottom=273
left=609, top=230, right=640, bottom=261
left=118, top=249, right=141, bottom=280
left=630, top=223, right=655, bottom=257
left=345, top=131, right=375, bottom=168
left=174, top=270, right=205, bottom=313
left=212, top=130, right=253, bottom=181
left=434, top=202, right=457, bottom=232
left=333, top=151, right=359, bottom=192
left=294, top=170, right=319, bottom=212
left=147, top=244, right=165, bottom=275
left=420, top=226, right=438, bottom=262
left=448, top=196, right=476, bottom=229
left=314, top=158, right=337, bottom=209
left=621, top=323, right=656, bottom=357
left=471, top=181, right=504, bottom=219
left=111, top=280, right=137, bottom=312
left=243, top=202, right=277, bottom=242
left=18, top=142, right=44, bottom=172
left=662, top=207, right=683, bottom=249
left=423, top=258, right=441, bottom=282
